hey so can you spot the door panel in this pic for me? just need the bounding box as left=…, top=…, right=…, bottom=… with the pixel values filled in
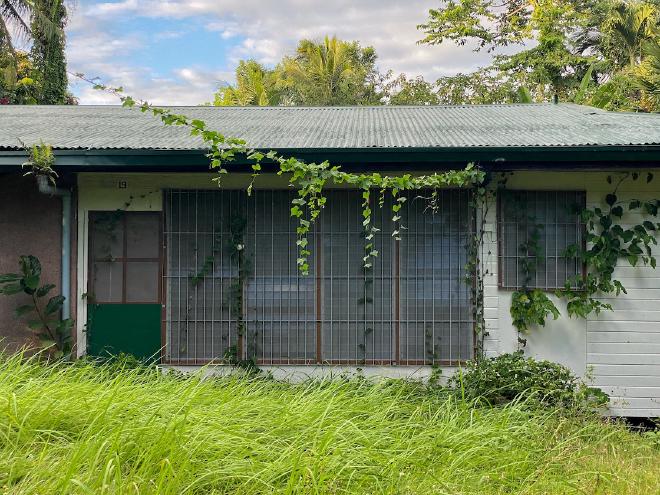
left=87, top=211, right=162, bottom=360
left=87, top=304, right=162, bottom=360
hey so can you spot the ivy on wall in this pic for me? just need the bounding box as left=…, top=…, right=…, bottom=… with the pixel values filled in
left=507, top=172, right=659, bottom=335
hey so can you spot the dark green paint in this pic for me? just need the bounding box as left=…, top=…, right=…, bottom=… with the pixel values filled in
left=2, top=145, right=660, bottom=170
left=87, top=304, right=162, bottom=361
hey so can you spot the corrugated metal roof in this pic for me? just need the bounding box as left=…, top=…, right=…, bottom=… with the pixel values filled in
left=1, top=103, right=659, bottom=151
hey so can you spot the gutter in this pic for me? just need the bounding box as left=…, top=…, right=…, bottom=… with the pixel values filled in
left=36, top=175, right=72, bottom=322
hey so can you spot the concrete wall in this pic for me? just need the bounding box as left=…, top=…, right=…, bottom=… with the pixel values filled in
left=0, top=174, right=62, bottom=352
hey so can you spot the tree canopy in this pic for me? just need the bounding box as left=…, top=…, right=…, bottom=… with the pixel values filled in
left=0, top=0, right=71, bottom=104
left=419, top=0, right=660, bottom=111
left=214, top=36, right=384, bottom=106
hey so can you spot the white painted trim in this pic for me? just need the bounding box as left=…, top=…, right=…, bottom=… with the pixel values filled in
left=163, top=364, right=449, bottom=383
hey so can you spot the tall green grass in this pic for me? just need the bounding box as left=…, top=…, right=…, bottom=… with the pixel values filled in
left=0, top=354, right=657, bottom=494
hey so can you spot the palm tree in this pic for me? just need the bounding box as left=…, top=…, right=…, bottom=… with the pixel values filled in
left=1, top=0, right=69, bottom=104
left=1, top=0, right=31, bottom=59
left=214, top=60, right=277, bottom=106
left=636, top=40, right=660, bottom=110
left=279, top=36, right=365, bottom=105
left=601, top=1, right=658, bottom=69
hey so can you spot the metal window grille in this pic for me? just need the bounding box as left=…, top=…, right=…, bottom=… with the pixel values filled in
left=164, top=189, right=474, bottom=365
left=497, top=190, right=585, bottom=290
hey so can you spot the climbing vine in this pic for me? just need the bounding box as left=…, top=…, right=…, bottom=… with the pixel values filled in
left=558, top=172, right=659, bottom=318
left=77, top=76, right=485, bottom=274
left=75, top=76, right=658, bottom=361
left=502, top=190, right=560, bottom=339
left=506, top=172, right=659, bottom=333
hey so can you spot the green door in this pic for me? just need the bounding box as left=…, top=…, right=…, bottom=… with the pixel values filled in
left=87, top=211, right=162, bottom=361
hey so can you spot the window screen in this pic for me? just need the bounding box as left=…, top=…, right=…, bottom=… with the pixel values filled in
left=498, top=190, right=585, bottom=290
left=165, top=189, right=474, bottom=365
left=89, top=212, right=161, bottom=304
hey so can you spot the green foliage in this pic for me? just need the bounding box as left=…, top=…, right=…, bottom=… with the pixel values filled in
left=435, top=67, right=539, bottom=105
left=382, top=73, right=440, bottom=105
left=510, top=289, right=560, bottom=333
left=558, top=173, right=659, bottom=318
left=0, top=50, right=38, bottom=104
left=213, top=36, right=384, bottom=106
left=0, top=354, right=658, bottom=493
left=29, top=0, right=69, bottom=104
left=450, top=352, right=609, bottom=410
left=419, top=0, right=660, bottom=110
left=0, top=255, right=73, bottom=358
left=1, top=1, right=72, bottom=105
left=503, top=173, right=658, bottom=331
left=502, top=190, right=562, bottom=334
left=419, top=0, right=586, bottom=51
left=213, top=59, right=279, bottom=106
left=636, top=39, right=660, bottom=109
left=278, top=36, right=381, bottom=106
left=20, top=140, right=57, bottom=184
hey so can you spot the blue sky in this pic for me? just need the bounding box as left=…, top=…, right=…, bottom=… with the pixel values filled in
left=63, top=0, right=499, bottom=105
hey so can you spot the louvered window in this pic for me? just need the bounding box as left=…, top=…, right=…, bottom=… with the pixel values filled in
left=164, top=189, right=474, bottom=365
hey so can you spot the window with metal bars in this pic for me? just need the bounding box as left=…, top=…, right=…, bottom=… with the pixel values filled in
left=164, top=189, right=474, bottom=365
left=497, top=190, right=585, bottom=291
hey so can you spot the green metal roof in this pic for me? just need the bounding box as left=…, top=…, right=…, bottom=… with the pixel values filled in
left=1, top=103, right=660, bottom=152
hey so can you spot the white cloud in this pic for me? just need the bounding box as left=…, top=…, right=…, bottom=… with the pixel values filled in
left=67, top=0, right=506, bottom=104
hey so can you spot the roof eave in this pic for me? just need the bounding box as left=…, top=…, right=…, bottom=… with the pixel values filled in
left=1, top=145, right=660, bottom=172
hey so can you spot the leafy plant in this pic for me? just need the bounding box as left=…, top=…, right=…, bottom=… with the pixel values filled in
left=0, top=255, right=72, bottom=358
left=510, top=289, right=560, bottom=334
left=558, top=173, right=659, bottom=318
left=20, top=140, right=57, bottom=184
left=450, top=352, right=609, bottom=410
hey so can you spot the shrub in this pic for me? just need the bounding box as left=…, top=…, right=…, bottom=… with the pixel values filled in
left=449, top=352, right=609, bottom=410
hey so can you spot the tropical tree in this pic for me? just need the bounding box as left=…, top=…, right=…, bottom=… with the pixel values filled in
left=1, top=0, right=31, bottom=59
left=214, top=60, right=279, bottom=106
left=1, top=0, right=69, bottom=104
left=384, top=73, right=440, bottom=105
left=0, top=49, right=37, bottom=103
left=419, top=0, right=660, bottom=110
left=597, top=1, right=658, bottom=68
left=277, top=36, right=382, bottom=105
left=214, top=36, right=385, bottom=106
left=636, top=40, right=660, bottom=108
left=30, top=0, right=68, bottom=104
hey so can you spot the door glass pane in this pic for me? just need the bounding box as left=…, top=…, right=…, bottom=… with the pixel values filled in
left=126, top=214, right=160, bottom=258
left=126, top=261, right=160, bottom=302
left=92, top=261, right=123, bottom=303
left=90, top=212, right=124, bottom=260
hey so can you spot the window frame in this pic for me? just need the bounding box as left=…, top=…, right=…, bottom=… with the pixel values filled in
left=496, top=189, right=587, bottom=292
left=162, top=189, right=477, bottom=367
left=88, top=211, right=163, bottom=305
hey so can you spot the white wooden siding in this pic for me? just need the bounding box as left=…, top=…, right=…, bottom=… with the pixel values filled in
left=492, top=171, right=660, bottom=417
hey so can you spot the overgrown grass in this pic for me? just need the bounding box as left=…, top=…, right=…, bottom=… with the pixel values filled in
left=0, top=355, right=657, bottom=494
